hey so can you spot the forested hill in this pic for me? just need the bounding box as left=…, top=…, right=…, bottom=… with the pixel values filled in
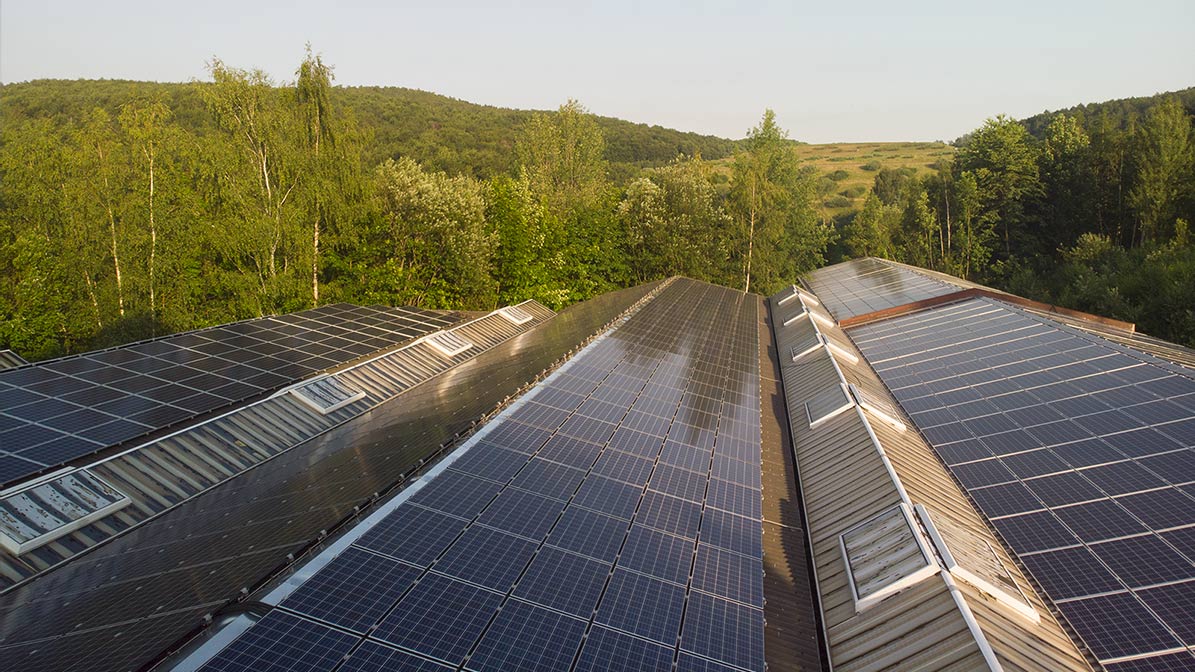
left=1019, top=86, right=1195, bottom=138
left=0, top=79, right=740, bottom=180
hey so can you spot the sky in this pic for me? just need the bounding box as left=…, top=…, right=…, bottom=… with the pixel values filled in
left=2, top=1, right=1192, bottom=143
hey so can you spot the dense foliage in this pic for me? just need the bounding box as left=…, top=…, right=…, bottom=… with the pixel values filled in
left=0, top=54, right=818, bottom=360
left=2, top=54, right=1192, bottom=360
left=838, top=98, right=1195, bottom=347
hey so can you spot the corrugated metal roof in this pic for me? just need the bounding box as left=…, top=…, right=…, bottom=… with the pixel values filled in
left=769, top=283, right=1092, bottom=671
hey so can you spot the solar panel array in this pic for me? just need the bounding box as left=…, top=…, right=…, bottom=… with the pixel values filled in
left=802, top=257, right=961, bottom=321
left=0, top=304, right=459, bottom=486
left=851, top=298, right=1195, bottom=669
left=196, top=280, right=766, bottom=672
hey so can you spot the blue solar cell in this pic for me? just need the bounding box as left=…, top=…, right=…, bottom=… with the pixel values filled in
left=198, top=611, right=358, bottom=672
left=1138, top=581, right=1195, bottom=646
left=693, top=543, right=764, bottom=607
left=449, top=444, right=530, bottom=483
left=706, top=478, right=762, bottom=519
left=354, top=504, right=468, bottom=567
left=279, top=547, right=420, bottom=632
left=574, top=625, right=676, bottom=672
left=477, top=488, right=564, bottom=541
left=463, top=599, right=587, bottom=672
left=1058, top=592, right=1182, bottom=660
left=1102, top=652, right=1195, bottom=672
left=508, top=458, right=588, bottom=501
left=573, top=475, right=644, bottom=521
left=607, top=427, right=664, bottom=458
left=1118, top=489, right=1195, bottom=529
left=547, top=506, right=628, bottom=562
left=637, top=491, right=703, bottom=539
left=340, top=641, right=453, bottom=672
left=513, top=546, right=610, bottom=618
left=372, top=573, right=504, bottom=666
left=659, top=441, right=711, bottom=474
left=618, top=525, right=694, bottom=585
left=558, top=414, right=618, bottom=445
left=1019, top=547, right=1126, bottom=600
left=700, top=508, right=762, bottom=559
left=409, top=470, right=505, bottom=519
left=676, top=652, right=743, bottom=672
left=681, top=591, right=765, bottom=672
left=591, top=449, right=656, bottom=485
left=991, top=511, right=1076, bottom=553
left=595, top=570, right=685, bottom=644
left=1091, top=536, right=1195, bottom=588
left=434, top=525, right=538, bottom=592
left=649, top=463, right=708, bottom=502
left=537, top=434, right=603, bottom=469
left=710, top=455, right=760, bottom=489
left=1053, top=500, right=1148, bottom=543
left=480, top=421, right=553, bottom=454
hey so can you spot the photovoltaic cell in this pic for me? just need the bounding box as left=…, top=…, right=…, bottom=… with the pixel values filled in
left=372, top=573, right=505, bottom=665
left=279, top=547, right=420, bottom=632
left=196, top=611, right=358, bottom=672
left=476, top=488, right=564, bottom=540
left=353, top=504, right=469, bottom=567
left=574, top=625, right=676, bottom=672
left=433, top=525, right=538, bottom=592
left=339, top=641, right=454, bottom=672
left=693, top=543, right=765, bottom=607
left=681, top=591, right=766, bottom=672
left=463, top=599, right=587, bottom=672
left=547, top=507, right=629, bottom=563
left=618, top=524, right=695, bottom=585
left=595, top=569, right=685, bottom=644
left=513, top=546, right=610, bottom=618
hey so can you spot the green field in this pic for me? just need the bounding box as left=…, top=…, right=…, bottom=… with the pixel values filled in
left=713, top=141, right=954, bottom=218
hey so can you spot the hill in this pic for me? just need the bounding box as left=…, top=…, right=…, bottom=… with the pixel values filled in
left=1019, top=86, right=1195, bottom=139
left=0, top=79, right=740, bottom=180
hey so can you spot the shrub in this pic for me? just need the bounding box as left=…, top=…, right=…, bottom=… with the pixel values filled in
left=825, top=195, right=853, bottom=208
left=828, top=169, right=850, bottom=181
left=861, top=160, right=882, bottom=171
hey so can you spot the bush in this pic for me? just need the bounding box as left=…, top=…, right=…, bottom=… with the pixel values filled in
left=842, top=185, right=868, bottom=198
left=861, top=160, right=882, bottom=171
left=825, top=195, right=853, bottom=208
left=828, top=169, right=850, bottom=181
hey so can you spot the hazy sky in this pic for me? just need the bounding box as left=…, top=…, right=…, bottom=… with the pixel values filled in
left=3, top=1, right=1192, bottom=142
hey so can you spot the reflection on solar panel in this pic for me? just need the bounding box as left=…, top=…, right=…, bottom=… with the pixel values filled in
left=0, top=304, right=460, bottom=485
left=803, top=257, right=962, bottom=321
left=851, top=296, right=1195, bottom=667
left=196, top=279, right=766, bottom=672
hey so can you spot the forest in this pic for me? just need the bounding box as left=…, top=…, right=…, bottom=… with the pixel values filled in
left=1, top=49, right=1193, bottom=361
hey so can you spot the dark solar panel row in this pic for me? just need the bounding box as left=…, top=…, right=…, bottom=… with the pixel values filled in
left=0, top=304, right=459, bottom=486
left=851, top=297, right=1195, bottom=666
left=196, top=280, right=766, bottom=672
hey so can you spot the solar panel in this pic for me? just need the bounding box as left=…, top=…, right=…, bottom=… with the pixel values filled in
left=433, top=525, right=538, bottom=591
left=637, top=491, right=703, bottom=538
left=574, top=625, right=676, bottom=672
left=850, top=296, right=1195, bottom=666
left=0, top=304, right=463, bottom=486
left=372, top=573, right=505, bottom=665
left=463, top=599, right=587, bottom=671
left=681, top=591, right=766, bottom=672
left=279, top=546, right=420, bottom=632
left=595, top=569, right=686, bottom=644
left=476, top=488, right=564, bottom=540
left=353, top=504, right=469, bottom=567
left=339, top=641, right=454, bottom=672
left=693, top=543, right=765, bottom=607
left=196, top=610, right=358, bottom=672
left=512, top=546, right=610, bottom=618
left=618, top=524, right=695, bottom=585
left=547, top=506, right=630, bottom=562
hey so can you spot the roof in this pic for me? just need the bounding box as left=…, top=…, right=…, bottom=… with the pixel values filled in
left=4, top=256, right=1194, bottom=672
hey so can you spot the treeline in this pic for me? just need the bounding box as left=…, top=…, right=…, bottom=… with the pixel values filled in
left=1, top=79, right=740, bottom=182
left=0, top=52, right=826, bottom=360
left=838, top=97, right=1195, bottom=347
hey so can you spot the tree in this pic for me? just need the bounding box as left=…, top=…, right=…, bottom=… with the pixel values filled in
left=516, top=99, right=609, bottom=220
left=617, top=155, right=733, bottom=284
left=360, top=158, right=495, bottom=308
left=1037, top=113, right=1093, bottom=250
left=843, top=193, right=891, bottom=259
left=956, top=115, right=1042, bottom=257
left=730, top=110, right=829, bottom=294
left=1129, top=98, right=1194, bottom=246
